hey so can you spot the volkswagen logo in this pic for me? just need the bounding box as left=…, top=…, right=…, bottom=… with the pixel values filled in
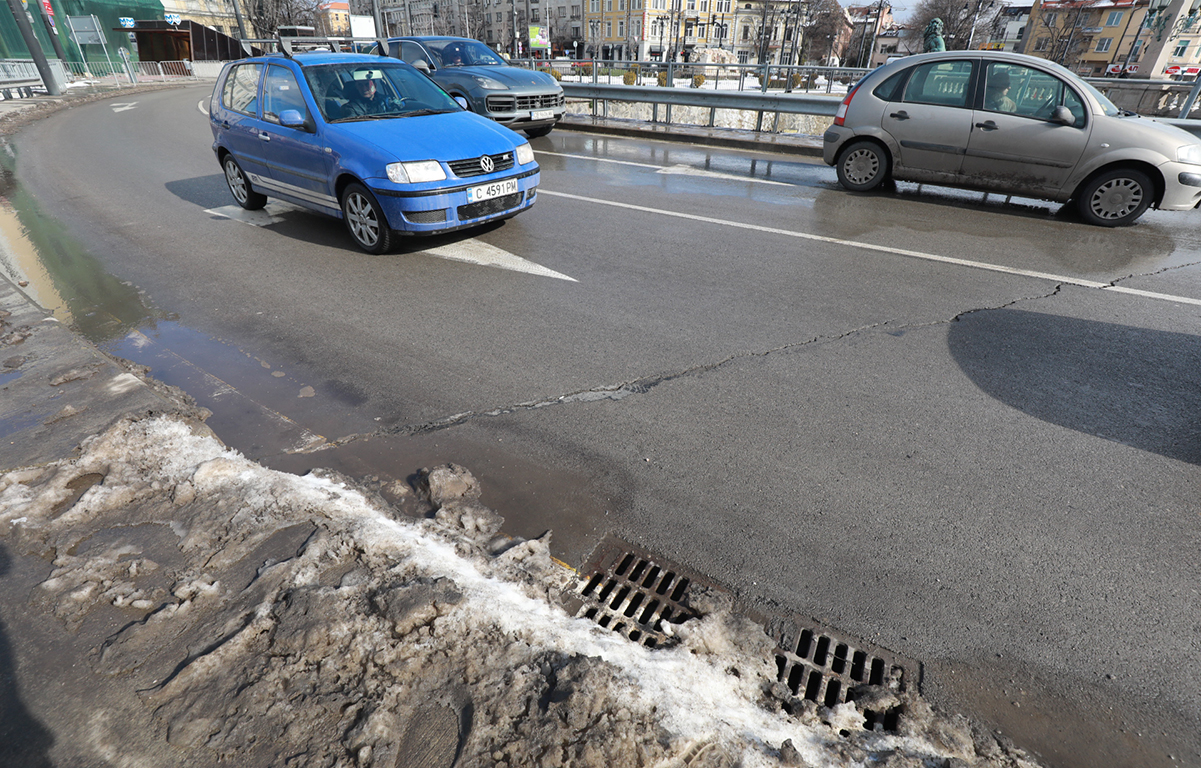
left=479, top=155, right=495, bottom=173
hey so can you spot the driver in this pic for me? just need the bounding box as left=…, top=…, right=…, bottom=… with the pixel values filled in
left=344, top=71, right=390, bottom=116
left=444, top=44, right=464, bottom=65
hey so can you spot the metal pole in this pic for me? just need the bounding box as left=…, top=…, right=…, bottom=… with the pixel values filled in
left=4, top=0, right=60, bottom=94
left=37, top=0, right=67, bottom=62
left=230, top=0, right=248, bottom=42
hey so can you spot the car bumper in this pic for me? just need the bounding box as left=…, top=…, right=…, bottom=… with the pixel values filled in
left=483, top=92, right=565, bottom=127
left=822, top=126, right=854, bottom=165
left=369, top=168, right=540, bottom=234
left=1159, top=160, right=1201, bottom=210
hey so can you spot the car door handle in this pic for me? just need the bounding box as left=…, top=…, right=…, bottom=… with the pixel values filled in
left=975, top=120, right=998, bottom=131
left=221, top=120, right=230, bottom=129
left=258, top=133, right=271, bottom=141
left=889, top=110, right=909, bottom=120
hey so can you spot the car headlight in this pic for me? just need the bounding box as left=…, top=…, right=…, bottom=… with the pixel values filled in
left=1178, top=144, right=1201, bottom=165
left=515, top=142, right=535, bottom=166
left=471, top=75, right=507, bottom=90
left=386, top=160, right=447, bottom=184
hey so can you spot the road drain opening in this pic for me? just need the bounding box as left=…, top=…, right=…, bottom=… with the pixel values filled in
left=565, top=535, right=922, bottom=732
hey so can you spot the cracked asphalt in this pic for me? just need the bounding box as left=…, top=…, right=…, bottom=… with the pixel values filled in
left=7, top=85, right=1201, bottom=768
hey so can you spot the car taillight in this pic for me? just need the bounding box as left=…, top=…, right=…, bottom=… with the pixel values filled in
left=833, top=85, right=860, bottom=127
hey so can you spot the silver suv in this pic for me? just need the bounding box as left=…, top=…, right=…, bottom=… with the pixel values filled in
left=823, top=51, right=1201, bottom=226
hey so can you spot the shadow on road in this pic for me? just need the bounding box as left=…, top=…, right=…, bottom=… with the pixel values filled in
left=948, top=308, right=1201, bottom=464
left=0, top=545, right=54, bottom=768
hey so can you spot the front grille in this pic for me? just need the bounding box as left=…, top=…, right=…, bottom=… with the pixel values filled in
left=403, top=208, right=447, bottom=224
left=485, top=92, right=564, bottom=113
left=448, top=152, right=515, bottom=179
left=516, top=93, right=565, bottom=110
left=457, top=192, right=522, bottom=220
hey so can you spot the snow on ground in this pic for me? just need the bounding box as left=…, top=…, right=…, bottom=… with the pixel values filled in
left=0, top=415, right=1045, bottom=767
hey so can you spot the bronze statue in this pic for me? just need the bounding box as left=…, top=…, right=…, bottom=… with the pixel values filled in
left=923, top=18, right=946, bottom=52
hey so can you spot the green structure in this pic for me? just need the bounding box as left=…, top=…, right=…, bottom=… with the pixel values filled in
left=2, top=0, right=166, bottom=62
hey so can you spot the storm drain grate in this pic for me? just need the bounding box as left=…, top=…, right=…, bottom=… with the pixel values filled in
left=566, top=535, right=922, bottom=732
left=764, top=613, right=920, bottom=731
left=565, top=537, right=705, bottom=649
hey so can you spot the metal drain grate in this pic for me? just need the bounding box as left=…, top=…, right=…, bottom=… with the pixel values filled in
left=565, top=537, right=705, bottom=649
left=764, top=614, right=920, bottom=730
left=565, top=535, right=922, bottom=731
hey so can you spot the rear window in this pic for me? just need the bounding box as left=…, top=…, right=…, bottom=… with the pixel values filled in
left=223, top=63, right=262, bottom=116
left=872, top=70, right=907, bottom=101
left=901, top=60, right=974, bottom=108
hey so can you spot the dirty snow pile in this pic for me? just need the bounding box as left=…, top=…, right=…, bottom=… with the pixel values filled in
left=0, top=415, right=1045, bottom=768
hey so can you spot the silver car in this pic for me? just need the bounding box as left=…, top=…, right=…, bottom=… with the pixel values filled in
left=823, top=50, right=1201, bottom=226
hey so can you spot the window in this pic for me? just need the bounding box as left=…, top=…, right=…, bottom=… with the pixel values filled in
left=687, top=0, right=695, bottom=9
left=618, top=0, right=625, bottom=8
left=1043, top=12, right=1057, bottom=27
left=618, top=19, right=624, bottom=35
left=1034, top=36, right=1049, bottom=51
left=605, top=0, right=611, bottom=10
left=487, top=28, right=493, bottom=39
left=634, top=19, right=641, bottom=34
left=982, top=62, right=1085, bottom=124
left=223, top=63, right=262, bottom=115
left=262, top=65, right=309, bottom=125
left=590, top=0, right=599, bottom=10
left=1131, top=39, right=1143, bottom=59
left=1175, top=41, right=1189, bottom=57
left=606, top=20, right=612, bottom=35
left=716, top=0, right=730, bottom=10
left=1105, top=10, right=1122, bottom=25
left=559, top=6, right=566, bottom=15
left=901, top=60, right=973, bottom=108
left=741, top=24, right=750, bottom=39
left=737, top=49, right=749, bottom=63
left=700, top=0, right=708, bottom=9
left=1095, top=37, right=1112, bottom=52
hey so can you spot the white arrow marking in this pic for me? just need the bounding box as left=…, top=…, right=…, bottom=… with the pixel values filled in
left=111, top=102, right=139, bottom=113
left=423, top=239, right=577, bottom=281
left=197, top=99, right=209, bottom=116
left=205, top=202, right=576, bottom=281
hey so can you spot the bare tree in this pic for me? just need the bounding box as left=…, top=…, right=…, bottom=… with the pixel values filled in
left=801, top=0, right=848, bottom=64
left=246, top=0, right=324, bottom=36
left=908, top=0, right=1003, bottom=50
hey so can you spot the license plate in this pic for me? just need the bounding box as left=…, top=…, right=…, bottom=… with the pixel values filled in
left=530, top=109, right=555, bottom=120
left=466, top=178, right=518, bottom=203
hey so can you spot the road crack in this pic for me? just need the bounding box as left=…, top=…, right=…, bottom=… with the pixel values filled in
left=297, top=286, right=1065, bottom=453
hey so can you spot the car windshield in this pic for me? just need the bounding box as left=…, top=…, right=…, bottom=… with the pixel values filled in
left=303, top=62, right=462, bottom=122
left=1075, top=78, right=1121, bottom=116
left=426, top=39, right=506, bottom=68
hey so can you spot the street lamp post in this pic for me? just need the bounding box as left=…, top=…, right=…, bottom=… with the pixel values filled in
left=964, top=0, right=995, bottom=50
left=1123, top=0, right=1171, bottom=73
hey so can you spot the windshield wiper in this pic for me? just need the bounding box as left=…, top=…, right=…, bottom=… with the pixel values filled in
left=329, top=114, right=392, bottom=123
left=402, top=108, right=456, bottom=117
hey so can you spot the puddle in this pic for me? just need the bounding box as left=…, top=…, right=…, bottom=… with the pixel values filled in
left=0, top=141, right=614, bottom=568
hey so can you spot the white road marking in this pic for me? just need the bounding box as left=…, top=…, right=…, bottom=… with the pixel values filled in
left=197, top=100, right=208, bottom=116
left=423, top=240, right=577, bottom=281
left=536, top=150, right=793, bottom=186
left=110, top=102, right=138, bottom=113
left=205, top=202, right=576, bottom=281
left=539, top=189, right=1201, bottom=307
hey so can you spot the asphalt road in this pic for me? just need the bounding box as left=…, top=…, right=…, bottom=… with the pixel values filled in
left=10, top=83, right=1201, bottom=768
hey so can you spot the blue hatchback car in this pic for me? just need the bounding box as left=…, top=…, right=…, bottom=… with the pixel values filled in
left=210, top=51, right=540, bottom=253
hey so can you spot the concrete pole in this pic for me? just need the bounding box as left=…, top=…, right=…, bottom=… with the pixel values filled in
left=4, top=0, right=60, bottom=95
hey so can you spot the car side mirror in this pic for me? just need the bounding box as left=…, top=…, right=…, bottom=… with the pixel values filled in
left=279, top=109, right=308, bottom=129
left=1051, top=105, right=1076, bottom=126
left=414, top=60, right=432, bottom=75
left=453, top=95, right=469, bottom=110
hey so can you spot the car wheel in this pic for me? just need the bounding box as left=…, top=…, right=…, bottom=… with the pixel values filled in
left=836, top=140, right=890, bottom=192
left=223, top=155, right=266, bottom=210
left=341, top=183, right=395, bottom=254
left=1076, top=168, right=1152, bottom=227
left=525, top=124, right=554, bottom=138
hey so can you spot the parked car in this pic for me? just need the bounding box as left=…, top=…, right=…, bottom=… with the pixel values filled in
left=379, top=36, right=564, bottom=137
left=823, top=50, right=1201, bottom=226
left=209, top=51, right=540, bottom=253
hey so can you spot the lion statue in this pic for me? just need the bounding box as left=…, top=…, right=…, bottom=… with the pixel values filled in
left=923, top=18, right=946, bottom=52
